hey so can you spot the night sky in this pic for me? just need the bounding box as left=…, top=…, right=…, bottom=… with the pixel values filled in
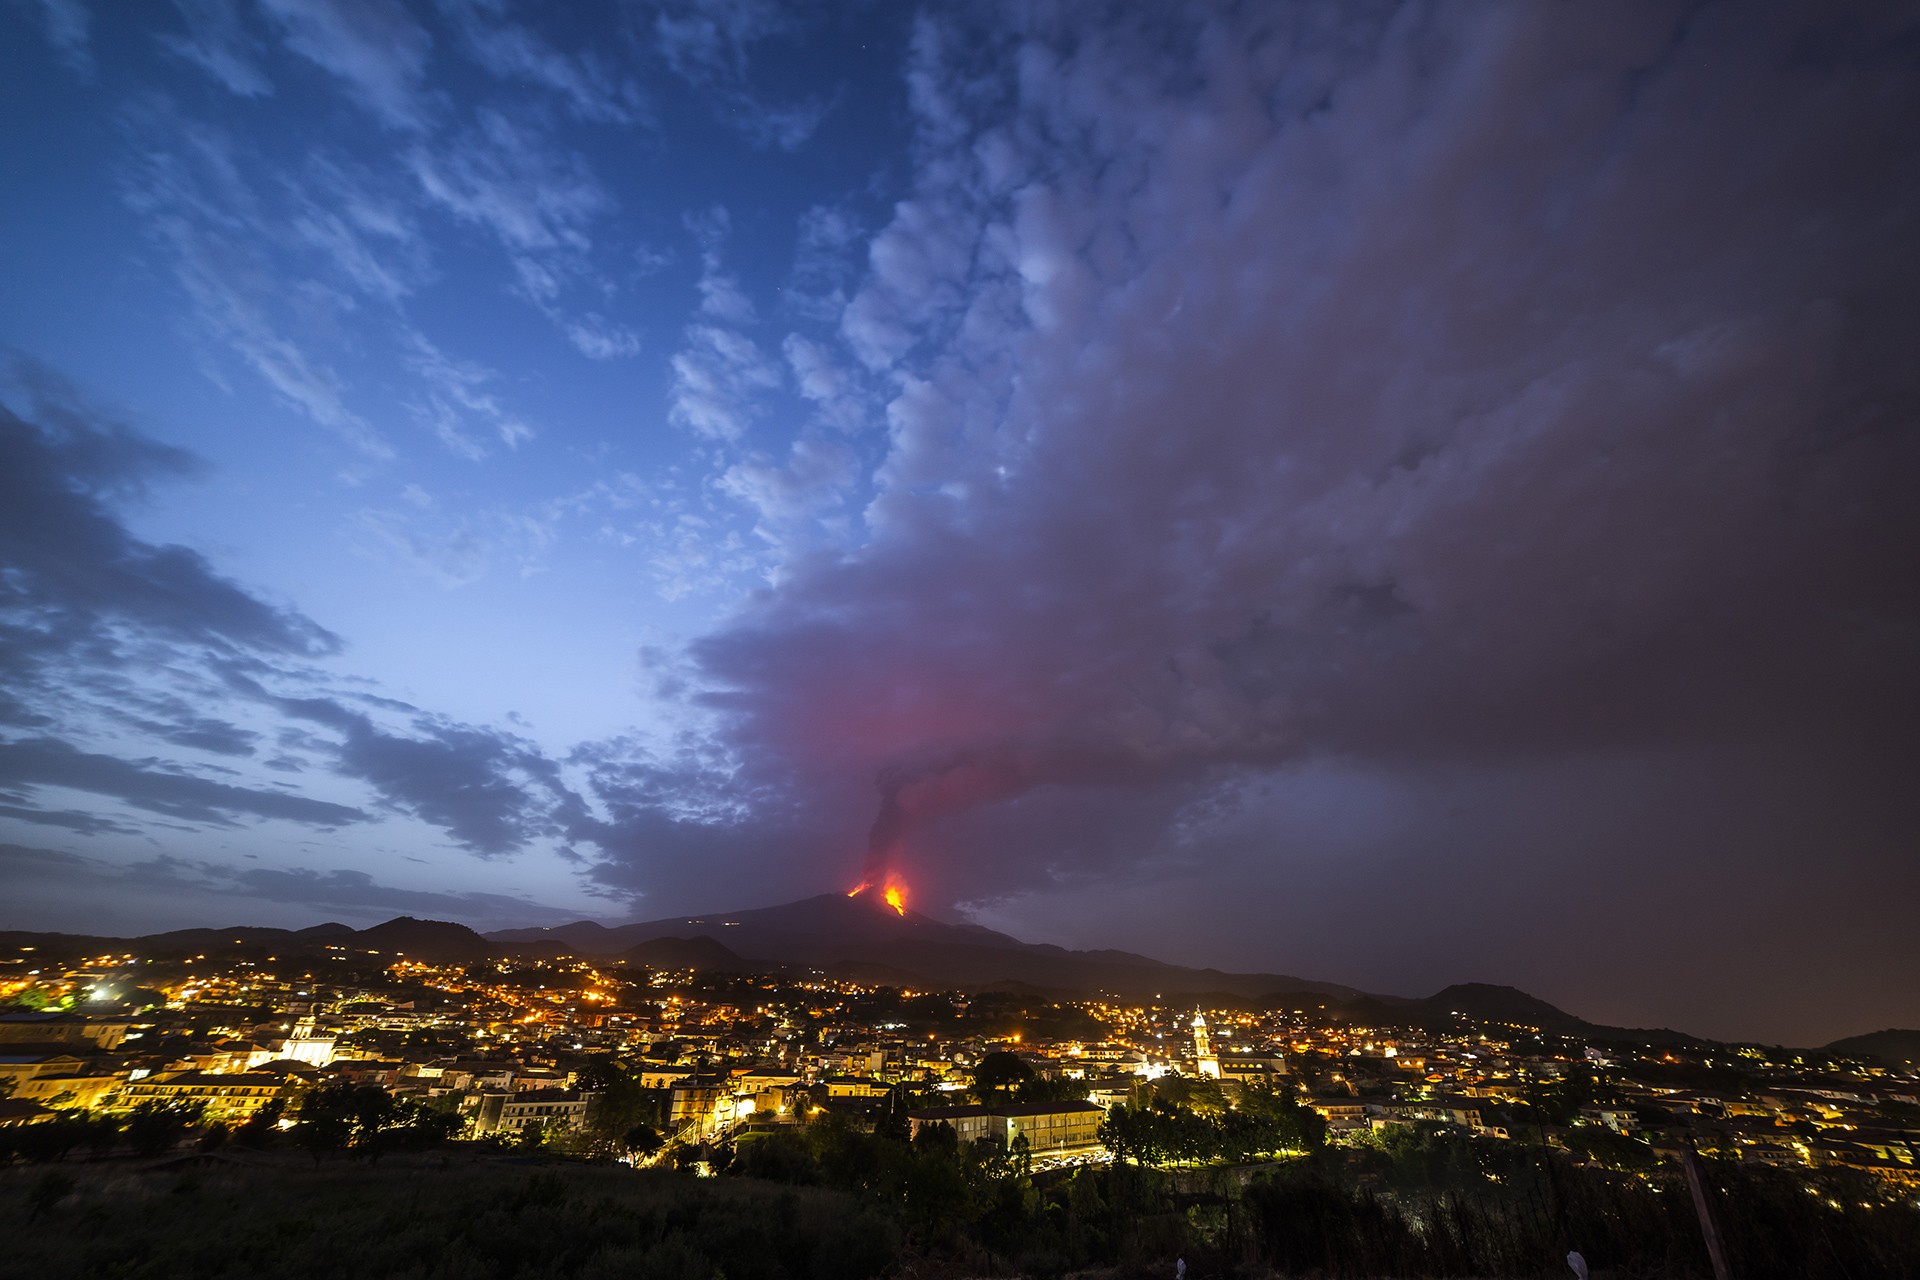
left=3, top=1, right=1916, bottom=1047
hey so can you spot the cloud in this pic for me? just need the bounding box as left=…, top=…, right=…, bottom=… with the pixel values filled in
left=408, top=107, right=638, bottom=356
left=0, top=804, right=141, bottom=836
left=119, top=110, right=394, bottom=457
left=253, top=687, right=589, bottom=857
left=162, top=0, right=273, bottom=96
left=652, top=0, right=831, bottom=150
left=22, top=0, right=91, bottom=74
left=408, top=108, right=609, bottom=254
left=221, top=864, right=585, bottom=927
left=259, top=0, right=436, bottom=130
left=666, top=213, right=781, bottom=440
left=0, top=364, right=581, bottom=866
left=402, top=331, right=533, bottom=459
left=668, top=326, right=779, bottom=442
left=659, top=1, right=1920, bottom=925
left=0, top=842, right=583, bottom=931
left=0, top=360, right=341, bottom=670
left=442, top=0, right=649, bottom=126
left=0, top=736, right=364, bottom=827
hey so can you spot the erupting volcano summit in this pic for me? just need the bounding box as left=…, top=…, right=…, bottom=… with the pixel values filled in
left=847, top=879, right=909, bottom=916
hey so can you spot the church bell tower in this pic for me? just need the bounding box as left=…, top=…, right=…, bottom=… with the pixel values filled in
left=1192, top=1010, right=1220, bottom=1079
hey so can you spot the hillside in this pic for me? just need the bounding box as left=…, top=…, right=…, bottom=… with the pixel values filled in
left=493, top=891, right=1366, bottom=1003
left=1827, top=1028, right=1920, bottom=1065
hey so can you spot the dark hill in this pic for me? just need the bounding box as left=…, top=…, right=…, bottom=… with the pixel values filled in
left=1827, top=1028, right=1920, bottom=1065
left=621, top=935, right=750, bottom=972
left=1414, top=983, right=1589, bottom=1033
left=0, top=916, right=527, bottom=964
left=355, top=916, right=494, bottom=962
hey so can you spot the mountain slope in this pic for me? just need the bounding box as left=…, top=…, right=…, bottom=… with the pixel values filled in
left=492, top=891, right=1365, bottom=1001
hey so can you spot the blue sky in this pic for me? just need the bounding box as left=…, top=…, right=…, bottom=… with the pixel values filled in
left=3, top=0, right=1918, bottom=1045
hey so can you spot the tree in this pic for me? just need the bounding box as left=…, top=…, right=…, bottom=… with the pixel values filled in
left=232, top=1098, right=283, bottom=1149
left=1016, top=1074, right=1093, bottom=1105
left=125, top=1101, right=205, bottom=1157
left=971, top=1051, right=1034, bottom=1103
left=624, top=1123, right=664, bottom=1160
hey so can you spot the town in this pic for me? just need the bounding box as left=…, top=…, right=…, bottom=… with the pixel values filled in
left=4, top=931, right=1916, bottom=1193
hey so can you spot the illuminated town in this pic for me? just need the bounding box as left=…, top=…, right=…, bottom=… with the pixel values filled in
left=4, top=925, right=1915, bottom=1193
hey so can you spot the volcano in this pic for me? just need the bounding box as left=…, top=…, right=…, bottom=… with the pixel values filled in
left=487, top=890, right=1364, bottom=1001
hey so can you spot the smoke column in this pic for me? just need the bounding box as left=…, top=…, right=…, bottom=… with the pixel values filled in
left=856, top=748, right=1096, bottom=887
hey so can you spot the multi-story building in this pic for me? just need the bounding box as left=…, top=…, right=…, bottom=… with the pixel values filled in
left=907, top=1100, right=1106, bottom=1154
left=120, top=1071, right=291, bottom=1120
left=471, top=1089, right=591, bottom=1135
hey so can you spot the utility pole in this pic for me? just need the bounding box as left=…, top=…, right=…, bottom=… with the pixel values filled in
left=1681, top=1142, right=1735, bottom=1280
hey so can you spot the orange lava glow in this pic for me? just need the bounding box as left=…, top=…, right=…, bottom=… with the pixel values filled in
left=848, top=879, right=909, bottom=915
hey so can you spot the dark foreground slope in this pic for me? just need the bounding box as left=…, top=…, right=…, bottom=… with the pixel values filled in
left=0, top=1155, right=893, bottom=1280
left=4, top=1132, right=1915, bottom=1280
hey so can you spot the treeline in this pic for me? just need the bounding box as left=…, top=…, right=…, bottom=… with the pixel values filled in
left=0, top=1101, right=209, bottom=1163
left=685, top=1117, right=1919, bottom=1279
left=1, top=1161, right=898, bottom=1280
left=1233, top=1127, right=1920, bottom=1280
left=1099, top=1082, right=1326, bottom=1164
left=8, top=1081, right=1919, bottom=1278
left=1, top=1084, right=462, bottom=1166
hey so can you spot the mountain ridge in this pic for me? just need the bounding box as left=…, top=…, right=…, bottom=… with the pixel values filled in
left=0, top=894, right=1871, bottom=1049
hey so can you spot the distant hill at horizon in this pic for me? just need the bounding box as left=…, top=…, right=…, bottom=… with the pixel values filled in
left=1825, top=1028, right=1920, bottom=1065
left=0, top=914, right=507, bottom=965
left=488, top=893, right=1713, bottom=1047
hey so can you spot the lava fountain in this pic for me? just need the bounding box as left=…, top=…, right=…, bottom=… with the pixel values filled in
left=847, top=879, right=909, bottom=916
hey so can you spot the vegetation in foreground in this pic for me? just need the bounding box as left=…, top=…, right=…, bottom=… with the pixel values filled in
left=5, top=1114, right=1919, bottom=1280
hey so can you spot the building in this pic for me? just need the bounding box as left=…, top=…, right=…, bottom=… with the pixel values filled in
left=0, top=1012, right=130, bottom=1050
left=906, top=1100, right=1106, bottom=1154
left=1216, top=1052, right=1287, bottom=1086
left=472, top=1089, right=591, bottom=1135
left=119, top=1071, right=290, bottom=1121
left=1193, top=1012, right=1220, bottom=1079
left=8, top=1071, right=119, bottom=1110
left=0, top=1050, right=90, bottom=1093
